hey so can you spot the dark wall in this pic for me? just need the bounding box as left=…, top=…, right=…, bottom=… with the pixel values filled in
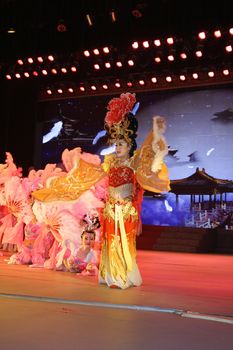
left=0, top=79, right=39, bottom=175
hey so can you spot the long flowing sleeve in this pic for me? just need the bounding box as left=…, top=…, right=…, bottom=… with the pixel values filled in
left=132, top=116, right=170, bottom=193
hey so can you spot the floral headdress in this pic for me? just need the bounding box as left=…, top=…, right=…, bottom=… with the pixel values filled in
left=104, top=92, right=138, bottom=146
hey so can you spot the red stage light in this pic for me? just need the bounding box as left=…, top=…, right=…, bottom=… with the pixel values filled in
left=91, top=85, right=97, bottom=90
left=154, top=39, right=161, bottom=47
left=208, top=71, right=215, bottom=77
left=142, top=41, right=149, bottom=48
left=105, top=62, right=111, bottom=68
left=192, top=73, right=199, bottom=79
left=61, top=67, right=67, bottom=73
left=51, top=68, right=57, bottom=74
left=42, top=69, right=48, bottom=75
left=47, top=89, right=52, bottom=95
left=28, top=58, right=33, bottom=63
left=127, top=81, right=133, bottom=87
left=223, top=69, right=230, bottom=75
left=17, top=59, right=23, bottom=65
left=167, top=37, right=174, bottom=45
left=151, top=77, right=157, bottom=83
left=138, top=80, right=145, bottom=85
left=168, top=55, right=174, bottom=61
left=102, top=84, right=108, bottom=89
left=68, top=88, right=74, bottom=93
left=128, top=60, right=134, bottom=66
left=132, top=41, right=139, bottom=49
left=103, top=47, right=110, bottom=53
left=71, top=66, right=77, bottom=72
left=198, top=31, right=206, bottom=40
left=166, top=76, right=172, bottom=82
left=214, top=30, right=221, bottom=38
left=24, top=72, right=30, bottom=78
left=32, top=71, right=39, bottom=76
left=225, top=45, right=232, bottom=52
left=57, top=89, right=63, bottom=94
left=6, top=74, right=12, bottom=80
left=115, top=82, right=121, bottom=88
left=195, top=50, right=203, bottom=57
left=116, top=61, right=122, bottom=67
left=48, top=55, right=54, bottom=61
left=80, top=86, right=85, bottom=91
left=179, top=75, right=186, bottom=81
left=84, top=50, right=90, bottom=57
left=154, top=57, right=161, bottom=63
left=180, top=52, right=187, bottom=59
left=94, top=64, right=100, bottom=70
left=37, top=57, right=43, bottom=63
left=93, top=49, right=100, bottom=55
left=229, top=28, right=233, bottom=35
left=15, top=73, right=21, bottom=78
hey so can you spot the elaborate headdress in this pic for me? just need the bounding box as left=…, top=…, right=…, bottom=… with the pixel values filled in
left=104, top=93, right=138, bottom=152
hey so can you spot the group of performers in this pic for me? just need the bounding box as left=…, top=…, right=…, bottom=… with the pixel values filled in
left=0, top=92, right=170, bottom=289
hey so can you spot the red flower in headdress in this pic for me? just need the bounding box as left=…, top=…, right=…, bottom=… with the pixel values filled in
left=105, top=92, right=136, bottom=126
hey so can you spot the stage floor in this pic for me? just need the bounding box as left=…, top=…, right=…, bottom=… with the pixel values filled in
left=0, top=250, right=233, bottom=349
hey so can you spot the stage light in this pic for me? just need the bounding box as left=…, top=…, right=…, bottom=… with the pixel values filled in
left=84, top=50, right=90, bottom=57
left=115, top=82, right=121, bottom=88
left=105, top=62, right=111, bottom=68
left=154, top=57, right=161, bottom=63
left=51, top=68, right=57, bottom=74
left=37, top=57, right=43, bottom=63
left=214, top=30, right=221, bottom=38
left=103, top=47, right=110, bottom=53
left=198, top=31, right=206, bottom=40
left=151, top=77, right=157, bottom=83
left=57, top=20, right=67, bottom=32
left=91, top=85, right=97, bottom=90
left=61, top=67, right=67, bottom=73
left=6, top=74, right=12, bottom=80
left=102, top=84, right=108, bottom=89
left=229, top=28, right=233, bottom=35
left=86, top=14, right=93, bottom=26
left=28, top=58, right=33, bottom=63
left=132, top=41, right=139, bottom=49
left=7, top=28, right=16, bottom=34
left=127, top=81, right=133, bottom=87
left=179, top=74, right=186, bottom=81
left=208, top=71, right=215, bottom=78
left=139, top=79, right=145, bottom=85
left=192, top=73, right=199, bottom=79
left=42, top=69, right=48, bottom=75
left=166, top=76, right=172, bottom=82
left=17, top=59, right=23, bottom=65
left=180, top=52, right=187, bottom=59
left=142, top=41, right=149, bottom=48
left=110, top=10, right=116, bottom=22
left=57, top=89, right=63, bottom=94
left=33, top=71, right=39, bottom=76
left=94, top=64, right=100, bottom=70
left=71, top=66, right=77, bottom=72
left=225, top=45, right=232, bottom=52
left=15, top=73, right=21, bottom=79
left=168, top=54, right=175, bottom=61
left=223, top=69, right=230, bottom=75
left=93, top=49, right=100, bottom=55
left=116, top=61, right=122, bottom=67
left=46, top=89, right=52, bottom=95
left=80, top=86, right=85, bottom=92
left=68, top=88, right=74, bottom=93
left=195, top=50, right=203, bottom=57
left=167, top=37, right=174, bottom=45
left=154, top=39, right=161, bottom=47
left=24, top=72, right=30, bottom=78
left=48, top=55, right=54, bottom=61
left=128, top=60, right=134, bottom=66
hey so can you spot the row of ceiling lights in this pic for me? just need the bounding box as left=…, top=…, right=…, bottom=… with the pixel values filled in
left=43, top=68, right=232, bottom=96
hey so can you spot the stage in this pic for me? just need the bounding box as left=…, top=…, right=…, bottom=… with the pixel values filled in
left=0, top=249, right=233, bottom=349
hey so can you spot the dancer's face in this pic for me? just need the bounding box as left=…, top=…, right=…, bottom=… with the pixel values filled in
left=82, top=232, right=95, bottom=248
left=115, top=139, right=131, bottom=160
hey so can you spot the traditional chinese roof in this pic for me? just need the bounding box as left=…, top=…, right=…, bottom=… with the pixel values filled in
left=170, top=168, right=233, bottom=195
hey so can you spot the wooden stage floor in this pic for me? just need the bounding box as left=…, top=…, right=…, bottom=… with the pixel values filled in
left=0, top=249, right=233, bottom=350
